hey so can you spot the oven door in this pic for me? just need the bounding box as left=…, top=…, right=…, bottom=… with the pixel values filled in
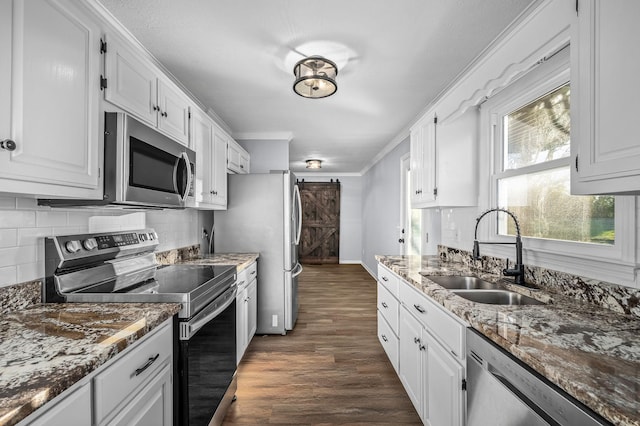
left=178, top=285, right=237, bottom=426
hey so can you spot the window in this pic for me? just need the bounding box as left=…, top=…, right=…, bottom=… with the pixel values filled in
left=495, top=83, right=615, bottom=245
left=480, top=46, right=635, bottom=281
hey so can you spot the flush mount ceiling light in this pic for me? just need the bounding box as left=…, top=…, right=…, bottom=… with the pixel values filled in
left=306, top=159, right=322, bottom=169
left=293, top=56, right=337, bottom=99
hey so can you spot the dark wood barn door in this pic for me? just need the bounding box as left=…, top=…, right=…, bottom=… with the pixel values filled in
left=299, top=181, right=340, bottom=264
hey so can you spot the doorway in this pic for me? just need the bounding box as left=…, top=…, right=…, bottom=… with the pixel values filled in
left=298, top=180, right=341, bottom=264
left=400, top=154, right=422, bottom=255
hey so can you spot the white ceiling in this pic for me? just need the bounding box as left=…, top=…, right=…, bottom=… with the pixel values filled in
left=99, top=0, right=535, bottom=174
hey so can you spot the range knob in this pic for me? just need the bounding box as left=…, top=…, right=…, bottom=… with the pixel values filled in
left=64, top=240, right=82, bottom=253
left=82, top=238, right=98, bottom=251
left=138, top=233, right=147, bottom=241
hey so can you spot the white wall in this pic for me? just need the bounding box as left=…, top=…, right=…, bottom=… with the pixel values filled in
left=0, top=195, right=205, bottom=288
left=361, top=137, right=410, bottom=274
left=295, top=174, right=363, bottom=264
left=238, top=140, right=290, bottom=173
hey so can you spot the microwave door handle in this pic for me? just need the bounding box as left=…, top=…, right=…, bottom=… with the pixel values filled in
left=176, top=152, right=192, bottom=202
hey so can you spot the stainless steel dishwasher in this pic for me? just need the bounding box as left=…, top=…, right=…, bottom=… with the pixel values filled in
left=466, top=328, right=611, bottom=426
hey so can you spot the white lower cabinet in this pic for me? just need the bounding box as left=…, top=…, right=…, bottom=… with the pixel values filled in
left=236, top=261, right=258, bottom=364
left=378, top=263, right=466, bottom=426
left=27, top=382, right=92, bottom=426
left=18, top=318, right=174, bottom=426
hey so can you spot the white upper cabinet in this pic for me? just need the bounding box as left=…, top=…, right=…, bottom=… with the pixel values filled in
left=211, top=126, right=229, bottom=206
left=190, top=108, right=227, bottom=209
left=571, top=0, right=640, bottom=194
left=103, top=34, right=191, bottom=146
left=410, top=108, right=478, bottom=208
left=0, top=0, right=102, bottom=198
left=226, top=138, right=250, bottom=174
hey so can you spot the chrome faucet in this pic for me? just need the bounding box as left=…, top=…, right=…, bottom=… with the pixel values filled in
left=473, top=208, right=526, bottom=285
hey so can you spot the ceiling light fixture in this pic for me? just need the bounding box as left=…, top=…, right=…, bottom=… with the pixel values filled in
left=293, top=56, right=337, bottom=99
left=306, top=159, right=322, bottom=169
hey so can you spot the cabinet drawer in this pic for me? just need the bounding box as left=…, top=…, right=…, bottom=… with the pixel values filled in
left=237, top=261, right=257, bottom=288
left=377, top=282, right=399, bottom=334
left=94, top=321, right=173, bottom=424
left=377, top=311, right=399, bottom=373
left=400, top=283, right=465, bottom=360
left=377, top=264, right=399, bottom=297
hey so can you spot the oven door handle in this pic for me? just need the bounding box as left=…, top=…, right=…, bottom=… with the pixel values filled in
left=180, top=283, right=237, bottom=340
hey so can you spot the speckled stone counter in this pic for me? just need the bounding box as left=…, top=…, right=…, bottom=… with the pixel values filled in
left=0, top=303, right=180, bottom=426
left=181, top=253, right=259, bottom=272
left=376, top=255, right=640, bottom=426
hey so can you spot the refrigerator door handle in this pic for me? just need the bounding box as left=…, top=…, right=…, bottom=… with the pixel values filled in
left=293, top=184, right=302, bottom=245
left=292, top=262, right=303, bottom=277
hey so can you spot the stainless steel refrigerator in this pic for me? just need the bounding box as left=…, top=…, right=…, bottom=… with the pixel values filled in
left=213, top=171, right=303, bottom=334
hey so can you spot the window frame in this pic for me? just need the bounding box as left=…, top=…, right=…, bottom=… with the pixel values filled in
left=478, top=47, right=636, bottom=283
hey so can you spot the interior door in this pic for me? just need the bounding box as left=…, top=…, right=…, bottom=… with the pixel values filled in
left=298, top=181, right=341, bottom=264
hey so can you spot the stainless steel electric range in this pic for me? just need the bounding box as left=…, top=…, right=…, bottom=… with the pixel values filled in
left=44, top=229, right=238, bottom=426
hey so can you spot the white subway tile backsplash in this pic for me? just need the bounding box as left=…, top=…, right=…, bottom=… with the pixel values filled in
left=0, top=266, right=17, bottom=287
left=17, top=262, right=44, bottom=284
left=0, top=230, right=17, bottom=248
left=36, top=211, right=68, bottom=227
left=17, top=228, right=53, bottom=247
left=0, top=197, right=16, bottom=209
left=0, top=196, right=204, bottom=288
left=0, top=210, right=36, bottom=228
left=0, top=245, right=37, bottom=268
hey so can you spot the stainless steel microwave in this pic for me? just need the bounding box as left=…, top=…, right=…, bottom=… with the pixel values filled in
left=41, top=112, right=195, bottom=209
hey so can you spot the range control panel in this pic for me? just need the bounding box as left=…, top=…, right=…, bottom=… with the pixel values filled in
left=50, top=229, right=159, bottom=262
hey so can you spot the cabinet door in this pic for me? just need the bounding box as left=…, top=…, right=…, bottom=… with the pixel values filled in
left=104, top=34, right=158, bottom=127
left=0, top=1, right=10, bottom=151
left=239, top=150, right=250, bottom=174
left=28, top=382, right=91, bottom=426
left=157, top=79, right=191, bottom=146
left=410, top=114, right=436, bottom=207
left=247, top=278, right=257, bottom=341
left=226, top=139, right=241, bottom=173
left=190, top=109, right=214, bottom=206
left=212, top=127, right=228, bottom=207
left=398, top=306, right=424, bottom=419
left=424, top=332, right=465, bottom=426
left=0, top=0, right=101, bottom=197
left=571, top=0, right=640, bottom=194
left=105, top=362, right=173, bottom=426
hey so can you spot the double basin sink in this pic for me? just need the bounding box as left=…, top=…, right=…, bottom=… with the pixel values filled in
left=421, top=275, right=545, bottom=306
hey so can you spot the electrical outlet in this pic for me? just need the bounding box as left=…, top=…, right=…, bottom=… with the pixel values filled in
left=272, top=315, right=278, bottom=327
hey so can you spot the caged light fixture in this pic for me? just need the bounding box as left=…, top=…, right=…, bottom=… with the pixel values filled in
left=293, top=56, right=338, bottom=99
left=305, top=159, right=322, bottom=169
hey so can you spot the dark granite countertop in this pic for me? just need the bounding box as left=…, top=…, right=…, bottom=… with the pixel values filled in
left=180, top=253, right=259, bottom=272
left=0, top=303, right=180, bottom=426
left=376, top=255, right=640, bottom=426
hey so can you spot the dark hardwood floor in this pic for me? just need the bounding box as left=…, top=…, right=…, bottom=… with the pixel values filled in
left=222, top=264, right=421, bottom=425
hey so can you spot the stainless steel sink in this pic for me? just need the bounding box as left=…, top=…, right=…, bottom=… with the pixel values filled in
left=423, top=275, right=500, bottom=290
left=453, top=290, right=545, bottom=305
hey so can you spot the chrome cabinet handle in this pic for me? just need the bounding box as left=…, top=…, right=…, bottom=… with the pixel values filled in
left=413, top=337, right=421, bottom=344
left=381, top=334, right=388, bottom=342
left=162, top=111, right=167, bottom=117
left=413, top=304, right=426, bottom=313
left=153, top=105, right=159, bottom=111
left=419, top=344, right=426, bottom=351
left=381, top=302, right=388, bottom=308
left=381, top=276, right=388, bottom=282
left=0, top=140, right=16, bottom=151
left=134, top=353, right=159, bottom=376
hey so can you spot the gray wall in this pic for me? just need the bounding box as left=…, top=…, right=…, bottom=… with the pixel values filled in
left=361, top=137, right=410, bottom=274
left=238, top=140, right=289, bottom=173
left=296, top=175, right=362, bottom=264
